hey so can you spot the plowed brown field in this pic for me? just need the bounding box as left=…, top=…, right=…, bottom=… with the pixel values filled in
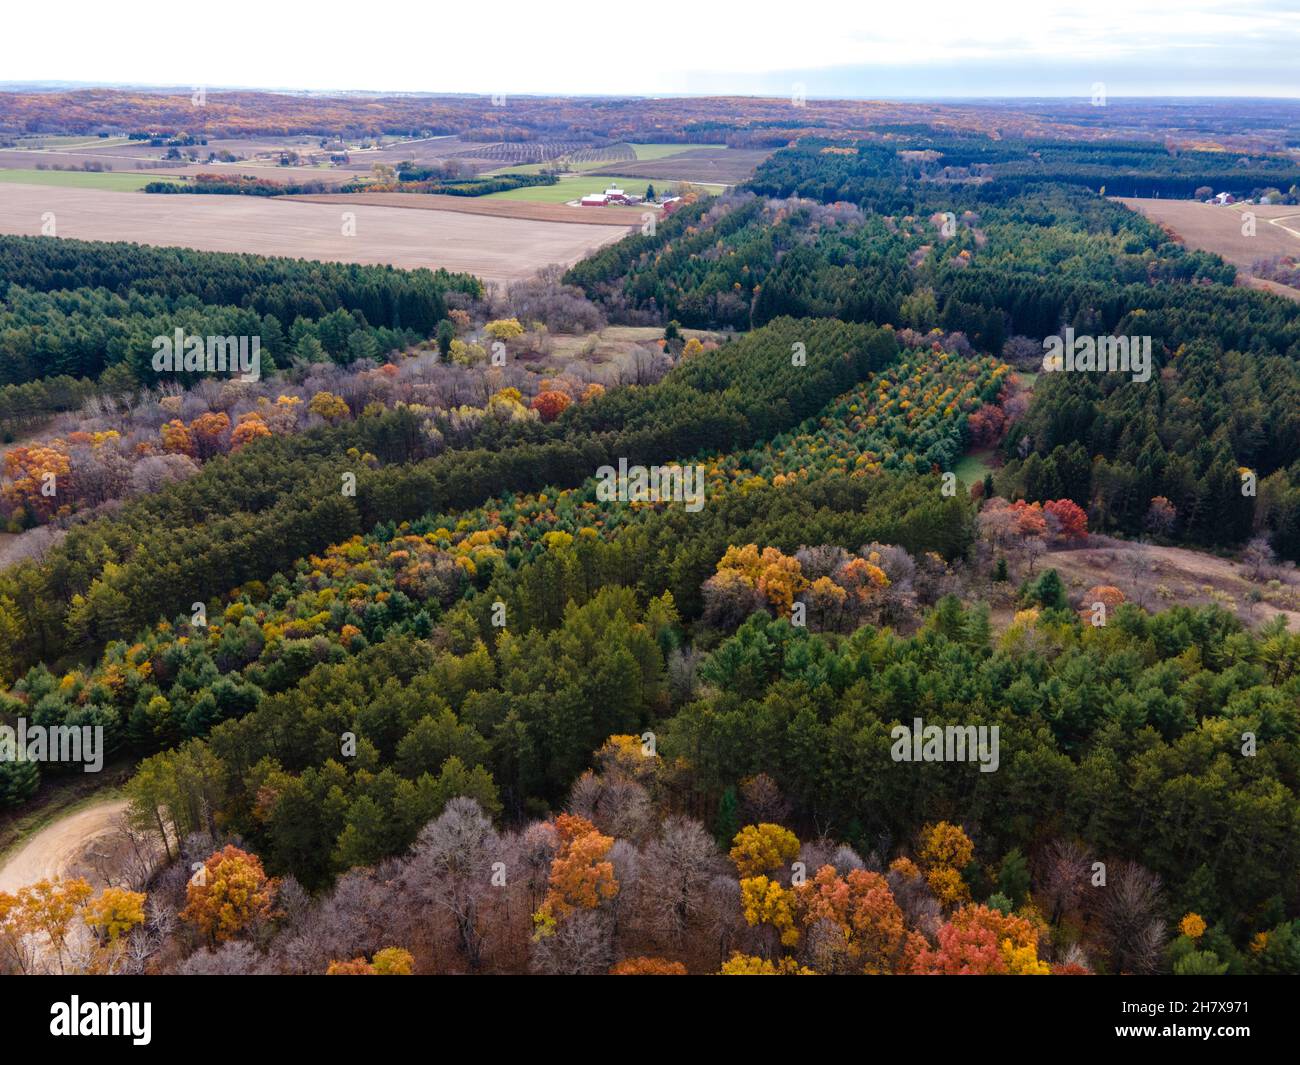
left=0, top=182, right=628, bottom=283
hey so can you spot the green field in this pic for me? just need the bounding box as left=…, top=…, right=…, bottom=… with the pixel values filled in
left=7, top=134, right=132, bottom=149
left=0, top=168, right=182, bottom=191
left=488, top=172, right=725, bottom=204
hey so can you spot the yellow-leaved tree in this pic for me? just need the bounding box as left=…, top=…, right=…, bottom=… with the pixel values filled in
left=729, top=823, right=800, bottom=878
left=917, top=821, right=974, bottom=905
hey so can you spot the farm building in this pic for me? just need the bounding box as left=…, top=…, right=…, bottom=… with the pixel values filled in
left=579, top=187, right=643, bottom=207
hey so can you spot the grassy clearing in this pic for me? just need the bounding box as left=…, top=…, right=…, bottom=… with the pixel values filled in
left=546, top=324, right=726, bottom=359
left=0, top=168, right=182, bottom=191
left=953, top=449, right=996, bottom=485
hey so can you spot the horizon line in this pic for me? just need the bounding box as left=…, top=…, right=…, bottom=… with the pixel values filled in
left=2, top=82, right=1299, bottom=104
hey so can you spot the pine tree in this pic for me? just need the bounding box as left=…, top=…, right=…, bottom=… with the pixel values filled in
left=714, top=786, right=739, bottom=848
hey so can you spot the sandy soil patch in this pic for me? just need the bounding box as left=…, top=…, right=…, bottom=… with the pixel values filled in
left=0, top=799, right=139, bottom=893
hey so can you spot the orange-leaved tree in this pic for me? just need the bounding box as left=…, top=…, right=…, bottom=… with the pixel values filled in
left=610, top=957, right=688, bottom=975
left=912, top=903, right=1049, bottom=975
left=795, top=866, right=925, bottom=974
left=180, top=845, right=279, bottom=946
left=533, top=814, right=619, bottom=936
left=531, top=390, right=573, bottom=422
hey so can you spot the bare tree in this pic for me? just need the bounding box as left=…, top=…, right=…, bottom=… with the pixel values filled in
left=666, top=646, right=704, bottom=704
left=402, top=797, right=500, bottom=971
left=739, top=774, right=791, bottom=826
left=177, top=940, right=268, bottom=975
left=639, top=817, right=721, bottom=946
left=529, top=909, right=615, bottom=975
left=567, top=771, right=652, bottom=841
left=1096, top=860, right=1167, bottom=975
left=886, top=867, right=942, bottom=942
left=1242, top=536, right=1276, bottom=582
left=702, top=875, right=745, bottom=968
left=1037, top=838, right=1093, bottom=926
left=274, top=868, right=394, bottom=975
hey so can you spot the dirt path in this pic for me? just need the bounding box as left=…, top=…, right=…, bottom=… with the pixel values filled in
left=0, top=799, right=132, bottom=892
left=1267, top=213, right=1300, bottom=241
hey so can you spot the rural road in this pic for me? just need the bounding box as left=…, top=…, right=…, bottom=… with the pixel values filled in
left=0, top=799, right=131, bottom=893
left=1267, top=213, right=1300, bottom=241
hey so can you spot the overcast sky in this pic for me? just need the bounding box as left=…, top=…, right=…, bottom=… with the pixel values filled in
left=5, top=0, right=1298, bottom=97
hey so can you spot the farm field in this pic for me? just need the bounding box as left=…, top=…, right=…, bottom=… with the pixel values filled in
left=0, top=183, right=627, bottom=282
left=284, top=190, right=646, bottom=225
left=142, top=162, right=362, bottom=185
left=499, top=142, right=724, bottom=175
left=0, top=148, right=177, bottom=171
left=334, top=135, right=492, bottom=174
left=588, top=145, right=774, bottom=184
left=0, top=133, right=477, bottom=187
left=0, top=167, right=181, bottom=191
left=3, top=134, right=133, bottom=149
left=1116, top=196, right=1300, bottom=272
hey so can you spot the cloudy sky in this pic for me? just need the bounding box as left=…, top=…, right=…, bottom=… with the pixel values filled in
left=6, top=0, right=1298, bottom=97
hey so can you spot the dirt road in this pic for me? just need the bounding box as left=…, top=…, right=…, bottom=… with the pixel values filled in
left=0, top=798, right=132, bottom=893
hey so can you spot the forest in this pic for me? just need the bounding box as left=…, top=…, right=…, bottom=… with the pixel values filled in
left=2, top=119, right=1300, bottom=980
left=567, top=143, right=1300, bottom=561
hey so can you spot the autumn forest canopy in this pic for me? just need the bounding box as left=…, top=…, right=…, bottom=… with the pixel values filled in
left=1, top=88, right=1299, bottom=998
